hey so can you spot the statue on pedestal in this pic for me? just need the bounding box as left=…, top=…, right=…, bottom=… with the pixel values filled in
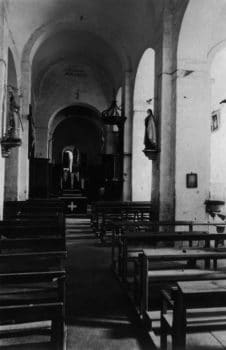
left=144, top=109, right=157, bottom=150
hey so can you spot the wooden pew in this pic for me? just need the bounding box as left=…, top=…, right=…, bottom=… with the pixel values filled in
left=91, top=201, right=123, bottom=232
left=91, top=201, right=154, bottom=239
left=111, top=221, right=196, bottom=270
left=25, top=199, right=64, bottom=206
left=0, top=207, right=66, bottom=349
left=4, top=199, right=65, bottom=219
left=114, top=230, right=214, bottom=281
left=112, top=229, right=226, bottom=303
left=0, top=239, right=66, bottom=349
left=138, top=244, right=226, bottom=332
left=161, top=280, right=226, bottom=350
left=112, top=220, right=226, bottom=276
left=0, top=237, right=66, bottom=252
left=0, top=210, right=65, bottom=238
left=110, top=219, right=226, bottom=243
left=0, top=259, right=66, bottom=349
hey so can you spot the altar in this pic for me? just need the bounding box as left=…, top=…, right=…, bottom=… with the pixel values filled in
left=59, top=190, right=87, bottom=215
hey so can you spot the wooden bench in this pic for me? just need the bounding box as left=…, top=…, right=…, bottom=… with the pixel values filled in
left=0, top=237, right=66, bottom=253
left=0, top=268, right=66, bottom=349
left=111, top=221, right=198, bottom=272
left=110, top=220, right=226, bottom=243
left=139, top=245, right=226, bottom=327
left=115, top=230, right=215, bottom=281
left=0, top=208, right=66, bottom=349
left=91, top=201, right=153, bottom=239
left=4, top=199, right=65, bottom=219
left=0, top=246, right=66, bottom=349
left=161, top=280, right=226, bottom=350
left=0, top=212, right=65, bottom=239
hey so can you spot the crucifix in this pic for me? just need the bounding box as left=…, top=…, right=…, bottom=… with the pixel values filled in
left=67, top=201, right=77, bottom=212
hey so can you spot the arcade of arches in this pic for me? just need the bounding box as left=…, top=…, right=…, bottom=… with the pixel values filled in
left=1, top=0, right=226, bottom=222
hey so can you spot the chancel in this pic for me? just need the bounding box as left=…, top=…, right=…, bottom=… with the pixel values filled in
left=2, top=0, right=226, bottom=349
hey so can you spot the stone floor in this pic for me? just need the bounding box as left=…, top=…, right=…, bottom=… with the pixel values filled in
left=65, top=217, right=226, bottom=350
left=65, top=217, right=152, bottom=350
left=2, top=217, right=226, bottom=349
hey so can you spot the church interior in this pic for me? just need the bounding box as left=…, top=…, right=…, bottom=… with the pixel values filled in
left=3, top=0, right=226, bottom=349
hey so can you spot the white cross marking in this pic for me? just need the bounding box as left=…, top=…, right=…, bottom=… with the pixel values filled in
left=68, top=201, right=77, bottom=212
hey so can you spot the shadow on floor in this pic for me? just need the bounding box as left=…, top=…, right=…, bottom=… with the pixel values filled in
left=66, top=238, right=154, bottom=350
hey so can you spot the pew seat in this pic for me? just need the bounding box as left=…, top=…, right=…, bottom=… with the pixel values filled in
left=161, top=280, right=226, bottom=350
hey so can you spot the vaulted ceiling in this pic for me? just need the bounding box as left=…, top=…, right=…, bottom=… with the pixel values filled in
left=6, top=0, right=165, bottom=94
left=6, top=0, right=165, bottom=60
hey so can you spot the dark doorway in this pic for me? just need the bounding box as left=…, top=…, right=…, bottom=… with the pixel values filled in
left=50, top=105, right=104, bottom=202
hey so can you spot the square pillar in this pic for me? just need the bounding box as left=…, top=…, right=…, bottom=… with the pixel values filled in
left=123, top=71, right=133, bottom=201
left=175, top=65, right=211, bottom=221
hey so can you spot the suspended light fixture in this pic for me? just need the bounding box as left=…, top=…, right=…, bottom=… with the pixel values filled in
left=101, top=91, right=126, bottom=200
left=101, top=94, right=126, bottom=126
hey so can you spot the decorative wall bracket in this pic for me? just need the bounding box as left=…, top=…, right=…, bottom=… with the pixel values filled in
left=143, top=148, right=159, bottom=160
left=204, top=199, right=225, bottom=220
left=1, top=135, right=22, bottom=158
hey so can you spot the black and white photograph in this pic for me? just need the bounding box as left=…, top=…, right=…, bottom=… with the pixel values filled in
left=1, top=1, right=226, bottom=349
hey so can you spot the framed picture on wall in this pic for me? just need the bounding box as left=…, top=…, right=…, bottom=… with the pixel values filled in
left=211, top=109, right=220, bottom=132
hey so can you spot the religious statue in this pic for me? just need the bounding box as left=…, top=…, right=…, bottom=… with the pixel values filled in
left=7, top=88, right=20, bottom=138
left=71, top=147, right=80, bottom=189
left=143, top=109, right=157, bottom=150
left=62, top=168, right=71, bottom=189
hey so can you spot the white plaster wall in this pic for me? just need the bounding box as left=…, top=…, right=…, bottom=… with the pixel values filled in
left=0, top=1, right=7, bottom=217
left=175, top=67, right=211, bottom=221
left=34, top=62, right=108, bottom=158
left=0, top=2, right=22, bottom=211
left=132, top=49, right=154, bottom=201
left=175, top=0, right=223, bottom=222
left=210, top=48, right=226, bottom=201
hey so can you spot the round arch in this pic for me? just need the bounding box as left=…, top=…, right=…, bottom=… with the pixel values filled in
left=50, top=104, right=104, bottom=200
left=132, top=48, right=155, bottom=201
left=48, top=102, right=102, bottom=137
left=48, top=103, right=103, bottom=161
left=177, top=0, right=216, bottom=66
left=207, top=40, right=226, bottom=68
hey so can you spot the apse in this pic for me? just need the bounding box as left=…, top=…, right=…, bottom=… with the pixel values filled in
left=51, top=105, right=104, bottom=201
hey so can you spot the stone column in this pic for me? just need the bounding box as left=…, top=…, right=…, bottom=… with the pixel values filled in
left=122, top=70, right=133, bottom=201
left=0, top=0, right=7, bottom=217
left=175, top=63, right=211, bottom=222
left=153, top=4, right=176, bottom=221
left=29, top=126, right=50, bottom=198
left=4, top=147, right=19, bottom=201
left=153, top=0, right=211, bottom=223
left=35, top=126, right=48, bottom=158
left=18, top=60, right=30, bottom=200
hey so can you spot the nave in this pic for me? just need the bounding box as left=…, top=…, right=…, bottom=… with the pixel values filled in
left=4, top=211, right=226, bottom=350
left=65, top=217, right=153, bottom=350
left=66, top=218, right=226, bottom=350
